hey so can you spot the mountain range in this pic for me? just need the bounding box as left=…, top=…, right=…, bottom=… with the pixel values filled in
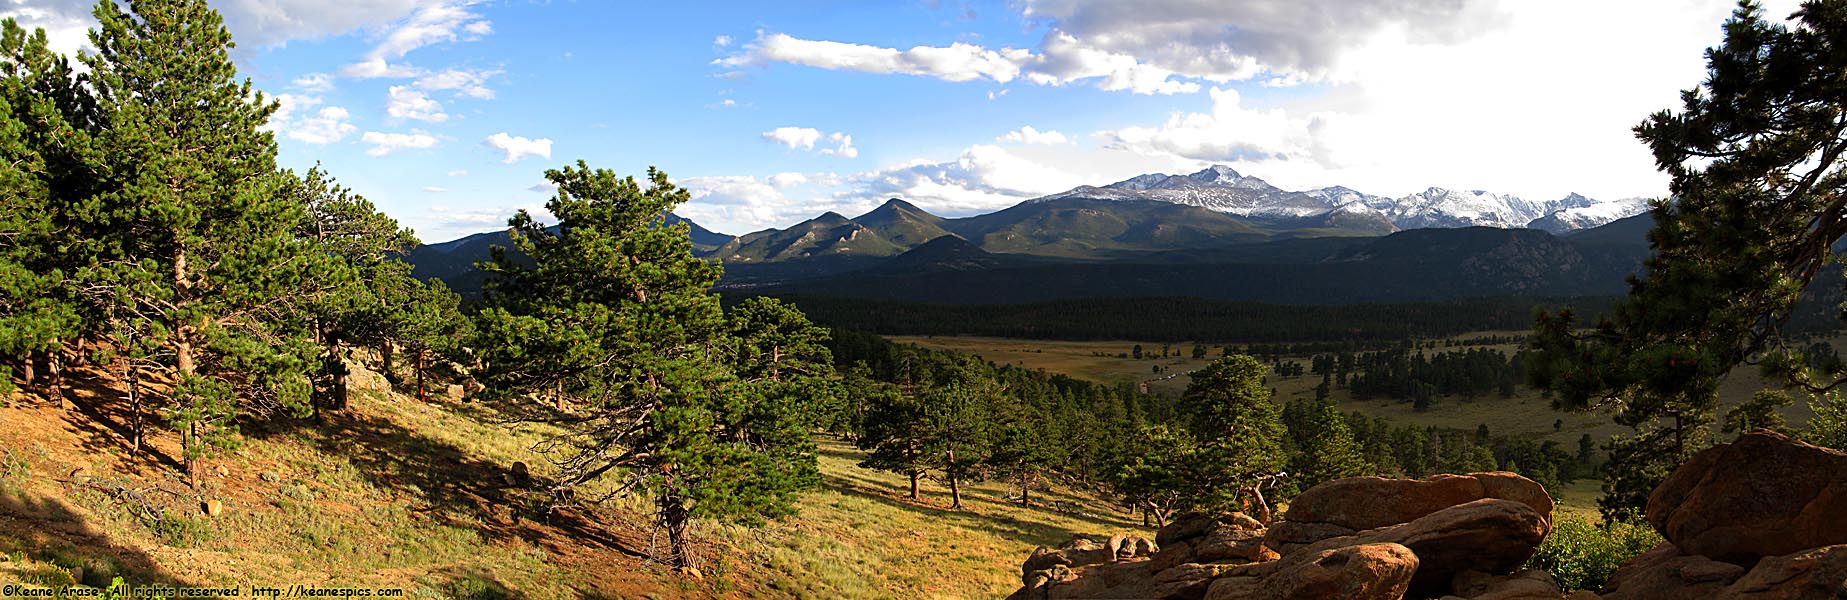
left=406, top=165, right=1658, bottom=306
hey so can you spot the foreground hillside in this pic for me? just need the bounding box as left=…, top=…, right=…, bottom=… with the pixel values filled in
left=0, top=362, right=1148, bottom=598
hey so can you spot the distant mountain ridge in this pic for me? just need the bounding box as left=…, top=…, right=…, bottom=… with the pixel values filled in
left=1040, top=165, right=1651, bottom=232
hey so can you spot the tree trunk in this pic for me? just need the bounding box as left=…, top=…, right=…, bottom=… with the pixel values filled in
left=909, top=471, right=921, bottom=501
left=906, top=444, right=921, bottom=500
left=1019, top=473, right=1031, bottom=506
left=947, top=448, right=962, bottom=509
left=127, top=359, right=142, bottom=456
left=416, top=348, right=427, bottom=402
left=176, top=333, right=202, bottom=489
left=662, top=494, right=694, bottom=569
left=46, top=342, right=64, bottom=407
left=20, top=353, right=33, bottom=391
left=380, top=343, right=395, bottom=383
left=331, top=346, right=348, bottom=412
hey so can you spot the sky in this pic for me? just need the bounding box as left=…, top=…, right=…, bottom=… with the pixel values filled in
left=0, top=0, right=1810, bottom=241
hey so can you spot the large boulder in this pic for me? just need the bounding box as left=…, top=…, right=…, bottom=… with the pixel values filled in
left=1449, top=568, right=1566, bottom=600
left=1646, top=431, right=1847, bottom=564
left=1716, top=543, right=1847, bottom=599
left=1297, top=498, right=1551, bottom=597
left=1159, top=512, right=1264, bottom=547
left=1277, top=472, right=1553, bottom=543
left=1203, top=543, right=1419, bottom=600
left=1194, top=521, right=1278, bottom=564
left=1599, top=542, right=1744, bottom=600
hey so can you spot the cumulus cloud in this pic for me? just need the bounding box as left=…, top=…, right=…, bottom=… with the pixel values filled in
left=287, top=106, right=359, bottom=144
left=386, top=86, right=448, bottom=122
left=367, top=2, right=491, bottom=61
left=293, top=72, right=335, bottom=92
left=998, top=126, right=1070, bottom=145
left=342, top=57, right=422, bottom=79
left=485, top=132, right=553, bottom=164
left=761, top=126, right=823, bottom=150
left=422, top=186, right=448, bottom=193
left=361, top=130, right=438, bottom=156
left=762, top=127, right=858, bottom=157
left=415, top=68, right=500, bottom=99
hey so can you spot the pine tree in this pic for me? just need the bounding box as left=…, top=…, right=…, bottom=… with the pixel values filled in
left=920, top=375, right=994, bottom=509
left=856, top=385, right=930, bottom=500
left=475, top=162, right=822, bottom=568
left=1290, top=398, right=1368, bottom=490
left=78, top=0, right=318, bottom=486
left=1182, top=355, right=1288, bottom=520
left=1526, top=1, right=1847, bottom=520
left=0, top=20, right=94, bottom=401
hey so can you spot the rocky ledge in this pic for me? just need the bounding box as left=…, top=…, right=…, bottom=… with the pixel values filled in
left=1006, top=431, right=1847, bottom=600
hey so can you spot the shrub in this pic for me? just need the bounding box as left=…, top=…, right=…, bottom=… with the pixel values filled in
left=1525, top=515, right=1662, bottom=591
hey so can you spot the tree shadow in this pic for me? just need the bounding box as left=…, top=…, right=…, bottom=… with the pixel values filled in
left=54, top=368, right=181, bottom=470
left=244, top=405, right=655, bottom=563
left=818, top=469, right=1125, bottom=551
left=0, top=486, right=191, bottom=589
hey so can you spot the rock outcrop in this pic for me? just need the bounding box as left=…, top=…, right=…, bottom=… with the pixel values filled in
left=1268, top=472, right=1553, bottom=555
left=1645, top=431, right=1847, bottom=564
left=1008, top=472, right=1554, bottom=600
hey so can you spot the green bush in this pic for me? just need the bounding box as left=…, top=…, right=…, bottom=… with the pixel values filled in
left=152, top=513, right=213, bottom=548
left=1525, top=515, right=1662, bottom=591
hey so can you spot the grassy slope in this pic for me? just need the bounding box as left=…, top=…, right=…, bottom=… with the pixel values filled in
left=0, top=361, right=1148, bottom=599
left=890, top=332, right=1828, bottom=522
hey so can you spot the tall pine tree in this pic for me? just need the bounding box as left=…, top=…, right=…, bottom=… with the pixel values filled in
left=78, top=0, right=318, bottom=486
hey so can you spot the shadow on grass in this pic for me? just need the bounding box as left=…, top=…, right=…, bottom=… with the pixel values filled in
left=0, top=487, right=191, bottom=589
left=244, top=401, right=654, bottom=564
left=51, top=366, right=181, bottom=471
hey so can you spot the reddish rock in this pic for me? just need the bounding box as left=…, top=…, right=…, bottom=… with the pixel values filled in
left=1717, top=543, right=1847, bottom=599
left=1195, top=522, right=1277, bottom=563
left=1297, top=498, right=1550, bottom=597
left=1600, top=542, right=1744, bottom=600
left=1159, top=512, right=1264, bottom=547
left=1282, top=472, right=1554, bottom=536
left=1263, top=521, right=1359, bottom=556
left=1646, top=431, right=1847, bottom=564
left=1451, top=568, right=1566, bottom=600
left=1147, top=541, right=1195, bottom=573
left=1203, top=543, right=1418, bottom=600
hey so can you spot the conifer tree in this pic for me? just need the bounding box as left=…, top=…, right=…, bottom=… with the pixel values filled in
left=78, top=0, right=318, bottom=486
left=1182, top=355, right=1288, bottom=519
left=856, top=384, right=931, bottom=500
left=1527, top=0, right=1847, bottom=520
left=475, top=162, right=820, bottom=568
left=0, top=20, right=93, bottom=400
left=1289, top=398, right=1368, bottom=490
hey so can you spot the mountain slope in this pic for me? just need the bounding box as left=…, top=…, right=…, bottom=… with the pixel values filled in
left=941, top=197, right=1272, bottom=258
left=708, top=211, right=905, bottom=263
left=852, top=198, right=954, bottom=248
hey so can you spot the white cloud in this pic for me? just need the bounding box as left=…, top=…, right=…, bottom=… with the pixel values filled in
left=821, top=132, right=859, bottom=158
left=288, top=106, right=358, bottom=144
left=528, top=181, right=558, bottom=194
left=998, top=126, right=1070, bottom=145
left=768, top=172, right=808, bottom=188
left=717, top=33, right=1030, bottom=83
left=361, top=131, right=438, bottom=156
left=447, top=169, right=469, bottom=177
left=342, top=57, right=422, bottom=79
left=763, top=127, right=858, bottom=158
left=386, top=86, right=448, bottom=122
left=762, top=126, right=823, bottom=150
left=415, top=68, right=500, bottom=99
left=263, top=94, right=355, bottom=145
left=422, top=186, right=448, bottom=193
left=293, top=72, right=335, bottom=93
left=367, top=3, right=490, bottom=60
left=485, top=132, right=554, bottom=164
left=714, top=34, right=732, bottom=47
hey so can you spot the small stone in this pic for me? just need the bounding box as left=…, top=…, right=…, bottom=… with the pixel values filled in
left=202, top=499, right=223, bottom=517
left=259, top=471, right=280, bottom=483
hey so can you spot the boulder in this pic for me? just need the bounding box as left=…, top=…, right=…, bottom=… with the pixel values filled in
left=1159, top=512, right=1263, bottom=547
left=1194, top=522, right=1277, bottom=563
left=1297, top=498, right=1550, bottom=597
left=1600, top=542, right=1744, bottom=600
left=1451, top=568, right=1565, bottom=600
left=1203, top=543, right=1418, bottom=600
left=1280, top=472, right=1553, bottom=541
left=1263, top=521, right=1359, bottom=556
left=1148, top=541, right=1195, bottom=573
left=1646, top=431, right=1847, bottom=564
left=1717, top=543, right=1847, bottom=599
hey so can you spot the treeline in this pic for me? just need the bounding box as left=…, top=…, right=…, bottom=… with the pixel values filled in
left=761, top=295, right=1614, bottom=343
left=828, top=329, right=1587, bottom=525
left=1346, top=348, right=1527, bottom=409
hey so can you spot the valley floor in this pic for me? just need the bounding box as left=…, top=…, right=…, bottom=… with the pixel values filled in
left=0, top=362, right=1150, bottom=599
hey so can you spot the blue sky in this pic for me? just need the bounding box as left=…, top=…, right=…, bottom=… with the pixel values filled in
left=2, top=0, right=1806, bottom=241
